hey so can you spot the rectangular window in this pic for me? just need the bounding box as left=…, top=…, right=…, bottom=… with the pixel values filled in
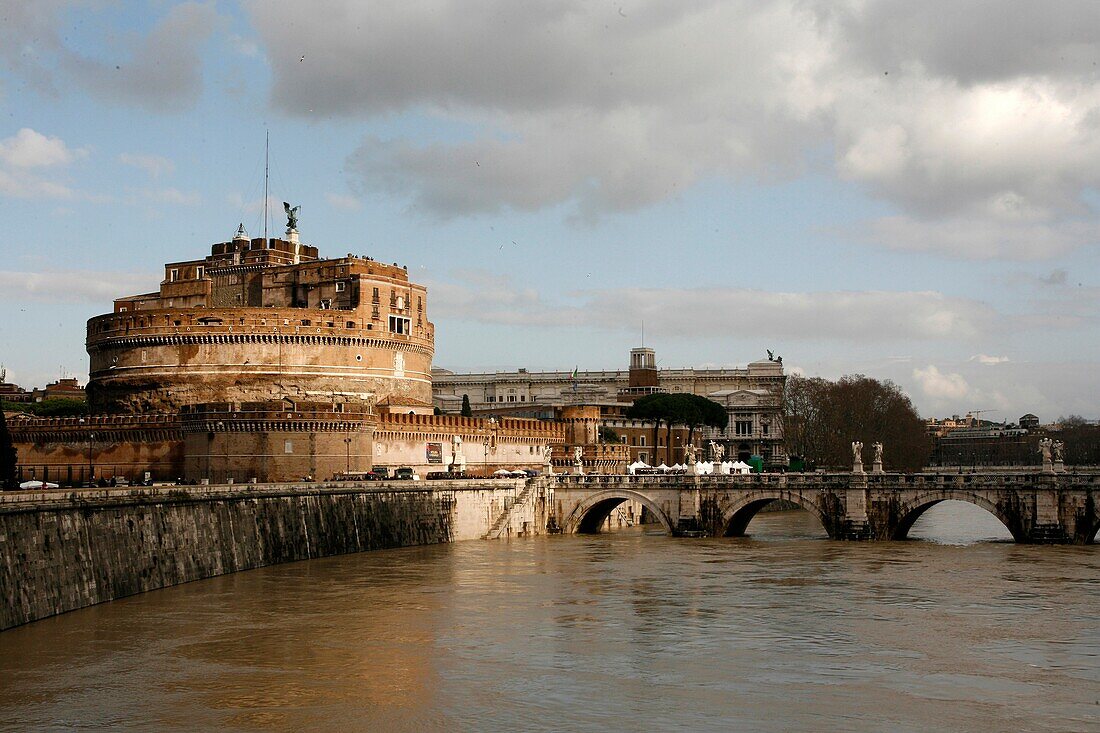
left=520, top=395, right=526, bottom=402
left=487, top=396, right=495, bottom=402
left=284, top=440, right=293, bottom=454
left=762, top=423, right=769, bottom=435
left=735, top=420, right=753, bottom=436
left=169, top=268, right=179, bottom=282
left=639, top=452, right=648, bottom=463
left=639, top=436, right=646, bottom=446
left=196, top=266, right=204, bottom=279
left=372, top=287, right=380, bottom=302
left=388, top=315, right=410, bottom=334
left=335, top=281, right=346, bottom=292
left=508, top=395, right=516, bottom=402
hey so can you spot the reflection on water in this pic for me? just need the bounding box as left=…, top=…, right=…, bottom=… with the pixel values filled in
left=0, top=506, right=1097, bottom=733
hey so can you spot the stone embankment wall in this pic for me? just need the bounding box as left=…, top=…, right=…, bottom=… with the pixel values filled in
left=0, top=479, right=544, bottom=631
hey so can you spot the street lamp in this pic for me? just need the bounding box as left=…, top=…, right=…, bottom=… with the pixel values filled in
left=87, top=431, right=96, bottom=486
left=216, top=421, right=225, bottom=483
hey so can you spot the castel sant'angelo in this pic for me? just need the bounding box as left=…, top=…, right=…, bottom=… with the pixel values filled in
left=87, top=225, right=434, bottom=414
left=10, top=216, right=567, bottom=484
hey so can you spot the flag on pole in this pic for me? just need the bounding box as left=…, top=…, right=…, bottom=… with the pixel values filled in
left=571, top=366, right=578, bottom=392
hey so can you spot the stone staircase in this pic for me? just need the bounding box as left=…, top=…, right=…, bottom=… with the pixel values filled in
left=614, top=506, right=634, bottom=527
left=484, top=482, right=534, bottom=540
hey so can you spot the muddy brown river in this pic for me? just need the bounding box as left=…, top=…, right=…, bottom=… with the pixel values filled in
left=0, top=504, right=1097, bottom=732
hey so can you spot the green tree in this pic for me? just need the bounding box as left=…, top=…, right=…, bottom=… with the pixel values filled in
left=626, top=393, right=671, bottom=464
left=460, top=394, right=472, bottom=418
left=626, top=393, right=727, bottom=464
left=678, top=394, right=729, bottom=449
left=0, top=409, right=16, bottom=489
left=31, top=398, right=88, bottom=417
left=598, top=426, right=620, bottom=443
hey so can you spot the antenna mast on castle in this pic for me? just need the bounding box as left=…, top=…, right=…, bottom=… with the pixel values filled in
left=262, top=130, right=270, bottom=243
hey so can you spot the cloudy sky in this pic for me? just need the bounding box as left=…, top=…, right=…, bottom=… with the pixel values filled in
left=2, top=0, right=1099, bottom=420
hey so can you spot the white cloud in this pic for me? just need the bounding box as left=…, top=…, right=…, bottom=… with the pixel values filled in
left=246, top=1, right=1100, bottom=257
left=1, top=2, right=223, bottom=112
left=325, top=192, right=361, bottom=211
left=118, top=152, right=174, bottom=178
left=0, top=270, right=159, bottom=303
left=430, top=273, right=997, bottom=341
left=68, top=2, right=223, bottom=112
left=0, top=169, right=76, bottom=200
left=969, top=354, right=1010, bottom=365
left=0, top=128, right=81, bottom=168
left=912, top=365, right=971, bottom=401
left=0, top=128, right=89, bottom=200
left=139, top=187, right=200, bottom=206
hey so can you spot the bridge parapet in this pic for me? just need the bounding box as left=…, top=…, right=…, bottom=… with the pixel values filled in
left=549, top=469, right=1100, bottom=544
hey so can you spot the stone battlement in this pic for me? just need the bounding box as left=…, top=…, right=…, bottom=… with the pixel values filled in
left=87, top=307, right=434, bottom=351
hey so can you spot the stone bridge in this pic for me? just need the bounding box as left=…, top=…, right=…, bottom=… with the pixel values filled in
left=549, top=470, right=1100, bottom=544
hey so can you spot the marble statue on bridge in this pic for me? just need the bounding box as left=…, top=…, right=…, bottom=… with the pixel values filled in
left=709, top=441, right=724, bottom=463
left=852, top=441, right=864, bottom=473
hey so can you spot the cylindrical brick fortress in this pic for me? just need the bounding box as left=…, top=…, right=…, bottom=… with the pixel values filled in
left=85, top=234, right=434, bottom=413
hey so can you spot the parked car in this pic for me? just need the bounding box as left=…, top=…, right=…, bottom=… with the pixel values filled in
left=393, top=467, right=420, bottom=481
left=426, top=470, right=467, bottom=480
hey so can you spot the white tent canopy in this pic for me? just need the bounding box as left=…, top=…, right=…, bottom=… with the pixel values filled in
left=627, top=460, right=651, bottom=475
left=730, top=460, right=752, bottom=474
left=19, top=480, right=59, bottom=490
left=694, top=461, right=713, bottom=475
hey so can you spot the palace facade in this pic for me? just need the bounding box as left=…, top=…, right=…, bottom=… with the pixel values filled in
left=433, top=347, right=788, bottom=466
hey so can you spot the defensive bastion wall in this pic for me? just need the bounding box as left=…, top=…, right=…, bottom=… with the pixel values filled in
left=0, top=479, right=548, bottom=631
left=86, top=306, right=435, bottom=413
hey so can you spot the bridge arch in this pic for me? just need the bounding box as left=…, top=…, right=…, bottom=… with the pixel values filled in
left=892, top=491, right=1023, bottom=542
left=565, top=489, right=676, bottom=535
left=720, top=491, right=835, bottom=539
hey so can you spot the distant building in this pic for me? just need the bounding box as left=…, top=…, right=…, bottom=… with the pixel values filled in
left=1019, top=413, right=1040, bottom=430
left=434, top=347, right=787, bottom=466
left=32, top=378, right=85, bottom=403
left=930, top=424, right=1036, bottom=466
left=0, top=373, right=31, bottom=404
left=925, top=413, right=981, bottom=438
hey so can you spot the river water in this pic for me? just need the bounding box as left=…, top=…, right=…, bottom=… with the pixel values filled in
left=1, top=503, right=1097, bottom=732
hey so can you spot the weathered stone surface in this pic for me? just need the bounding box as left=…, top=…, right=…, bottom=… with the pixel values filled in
left=552, top=470, right=1100, bottom=544
left=0, top=480, right=540, bottom=631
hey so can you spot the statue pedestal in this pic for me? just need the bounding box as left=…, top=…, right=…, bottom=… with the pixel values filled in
left=574, top=461, right=584, bottom=476
left=852, top=462, right=864, bottom=475
left=286, top=228, right=299, bottom=243
left=872, top=459, right=884, bottom=474
left=1053, top=458, right=1065, bottom=473
left=1042, top=458, right=1054, bottom=474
